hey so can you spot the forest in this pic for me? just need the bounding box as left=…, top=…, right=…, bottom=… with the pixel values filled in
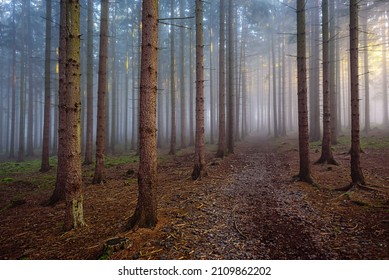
left=0, top=0, right=388, bottom=260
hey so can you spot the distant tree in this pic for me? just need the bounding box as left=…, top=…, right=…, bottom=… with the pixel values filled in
left=362, top=5, right=370, bottom=135
left=9, top=1, right=16, bottom=159
left=191, top=0, right=207, bottom=180
left=128, top=0, right=159, bottom=229
left=169, top=0, right=177, bottom=155
left=349, top=0, right=365, bottom=186
left=227, top=0, right=235, bottom=154
left=63, top=0, right=85, bottom=231
left=180, top=0, right=187, bottom=149
left=84, top=0, right=94, bottom=165
left=93, top=0, right=109, bottom=184
left=382, top=23, right=388, bottom=125
left=41, top=0, right=52, bottom=172
left=26, top=0, right=35, bottom=157
left=17, top=0, right=27, bottom=163
left=216, top=0, right=227, bottom=158
left=296, top=0, right=314, bottom=184
left=316, top=0, right=338, bottom=165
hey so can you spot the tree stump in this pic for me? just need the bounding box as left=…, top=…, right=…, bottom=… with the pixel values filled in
left=102, top=237, right=133, bottom=258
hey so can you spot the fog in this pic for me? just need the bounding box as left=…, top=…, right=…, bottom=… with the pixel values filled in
left=0, top=0, right=388, bottom=160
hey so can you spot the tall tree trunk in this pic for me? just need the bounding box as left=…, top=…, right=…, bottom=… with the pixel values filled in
left=296, top=0, right=314, bottom=184
left=26, top=0, right=35, bottom=157
left=191, top=0, right=207, bottom=180
left=93, top=0, right=109, bottom=185
left=9, top=1, right=16, bottom=159
left=271, top=30, right=278, bottom=138
left=216, top=0, right=226, bottom=158
left=349, top=0, right=365, bottom=186
left=382, top=24, right=388, bottom=125
left=180, top=0, right=187, bottom=149
left=48, top=0, right=67, bottom=205
left=227, top=0, right=235, bottom=154
left=17, top=0, right=27, bottom=163
left=41, top=0, right=52, bottom=172
left=189, top=28, right=195, bottom=146
left=209, top=11, right=215, bottom=145
left=330, top=0, right=338, bottom=144
left=63, top=0, right=85, bottom=231
left=131, top=27, right=137, bottom=150
left=316, top=0, right=337, bottom=165
left=110, top=5, right=117, bottom=154
left=84, top=0, right=94, bottom=164
left=362, top=7, right=370, bottom=135
left=128, top=0, right=159, bottom=230
left=169, top=0, right=177, bottom=155
left=309, top=0, right=321, bottom=142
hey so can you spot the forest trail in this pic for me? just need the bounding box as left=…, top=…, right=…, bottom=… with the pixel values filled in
left=0, top=134, right=388, bottom=259
left=127, top=135, right=332, bottom=259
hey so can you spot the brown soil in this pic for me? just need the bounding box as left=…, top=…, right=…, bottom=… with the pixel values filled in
left=0, top=133, right=388, bottom=260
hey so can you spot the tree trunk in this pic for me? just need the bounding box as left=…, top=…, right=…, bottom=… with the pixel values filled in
left=316, top=0, right=337, bottom=165
left=93, top=0, right=109, bottom=185
left=296, top=0, right=314, bottom=184
left=216, top=0, right=226, bottom=158
left=110, top=6, right=117, bottom=155
left=349, top=0, right=365, bottom=186
left=309, top=0, right=321, bottom=142
left=189, top=28, right=195, bottom=146
left=17, top=0, right=27, bottom=163
left=191, top=0, right=207, bottom=180
left=41, top=0, right=52, bottom=172
left=9, top=1, right=16, bottom=159
left=227, top=0, right=235, bottom=154
left=382, top=24, right=388, bottom=125
left=48, top=0, right=67, bottom=205
left=180, top=0, right=187, bottom=149
left=271, top=30, right=278, bottom=138
left=26, top=0, right=35, bottom=157
left=63, top=0, right=85, bottom=231
left=169, top=0, right=177, bottom=155
left=84, top=0, right=94, bottom=165
left=362, top=7, right=370, bottom=135
left=330, top=0, right=338, bottom=144
left=128, top=0, right=159, bottom=230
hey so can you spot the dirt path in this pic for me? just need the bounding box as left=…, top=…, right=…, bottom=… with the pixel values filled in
left=1, top=134, right=388, bottom=259
left=137, top=137, right=331, bottom=259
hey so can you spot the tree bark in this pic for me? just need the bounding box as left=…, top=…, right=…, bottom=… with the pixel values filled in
left=180, top=0, right=187, bottom=149
left=93, top=0, right=109, bottom=185
left=227, top=0, right=235, bottom=154
left=169, top=0, right=177, bottom=155
left=17, top=0, right=27, bottom=163
left=84, top=0, right=94, bottom=165
left=330, top=0, right=338, bottom=144
left=63, top=0, right=85, bottom=231
left=48, top=0, right=67, bottom=205
left=296, top=0, right=314, bottom=184
left=191, top=0, right=207, bottom=180
left=41, top=0, right=52, bottom=172
left=128, top=0, right=159, bottom=229
left=309, top=0, right=321, bottom=142
left=349, top=0, right=365, bottom=186
left=316, top=0, right=338, bottom=165
left=216, top=0, right=226, bottom=158
left=362, top=7, right=370, bottom=135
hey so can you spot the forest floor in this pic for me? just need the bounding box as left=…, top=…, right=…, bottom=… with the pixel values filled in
left=0, top=130, right=388, bottom=260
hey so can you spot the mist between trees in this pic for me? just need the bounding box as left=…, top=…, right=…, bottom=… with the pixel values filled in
left=0, top=0, right=388, bottom=229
